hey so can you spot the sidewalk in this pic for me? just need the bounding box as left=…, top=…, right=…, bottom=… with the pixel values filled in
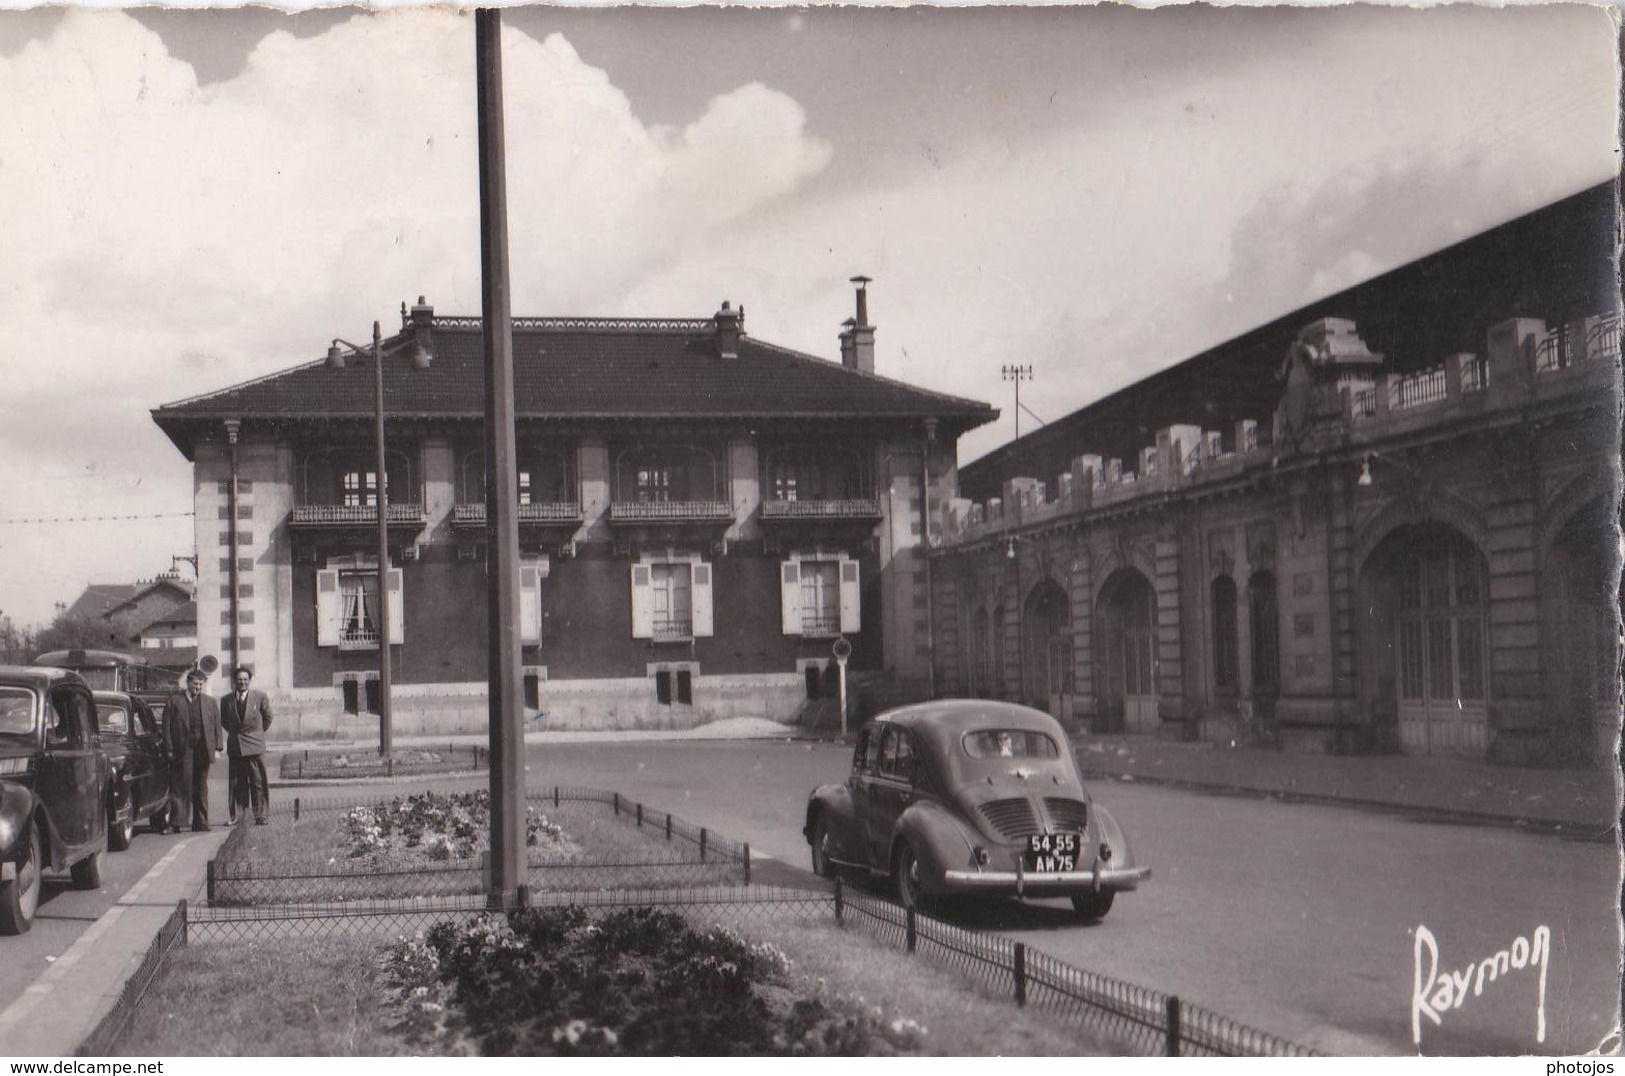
left=1071, top=733, right=1620, bottom=837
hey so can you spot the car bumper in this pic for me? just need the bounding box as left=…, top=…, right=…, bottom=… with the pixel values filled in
left=942, top=862, right=1152, bottom=895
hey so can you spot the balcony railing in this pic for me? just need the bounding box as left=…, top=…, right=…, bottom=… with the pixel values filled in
left=651, top=615, right=693, bottom=642
left=801, top=613, right=841, bottom=637
left=1535, top=314, right=1623, bottom=373
left=337, top=627, right=380, bottom=651
left=761, top=498, right=883, bottom=520
left=452, top=502, right=583, bottom=526
left=609, top=500, right=732, bottom=524
left=1389, top=368, right=1447, bottom=411
left=291, top=504, right=424, bottom=527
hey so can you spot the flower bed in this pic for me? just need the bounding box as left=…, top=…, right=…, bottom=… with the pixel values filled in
left=343, top=790, right=577, bottom=865
left=380, top=908, right=927, bottom=1056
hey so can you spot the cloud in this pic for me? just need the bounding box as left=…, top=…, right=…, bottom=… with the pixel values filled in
left=0, top=9, right=832, bottom=622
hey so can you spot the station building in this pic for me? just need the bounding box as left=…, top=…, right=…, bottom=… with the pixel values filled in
left=931, top=183, right=1621, bottom=766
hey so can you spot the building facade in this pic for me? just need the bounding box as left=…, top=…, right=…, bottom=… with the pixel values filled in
left=152, top=284, right=994, bottom=735
left=932, top=311, right=1621, bottom=766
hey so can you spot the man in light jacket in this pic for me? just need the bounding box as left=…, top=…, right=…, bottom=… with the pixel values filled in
left=220, top=665, right=274, bottom=825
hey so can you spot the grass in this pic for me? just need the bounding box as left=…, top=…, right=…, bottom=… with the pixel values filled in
left=118, top=916, right=1113, bottom=1056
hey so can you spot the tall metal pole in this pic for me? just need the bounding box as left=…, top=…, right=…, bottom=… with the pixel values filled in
left=373, top=321, right=393, bottom=757
left=477, top=7, right=525, bottom=904
left=224, top=419, right=242, bottom=677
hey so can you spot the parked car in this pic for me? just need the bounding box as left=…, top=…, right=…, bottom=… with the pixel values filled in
left=93, top=690, right=171, bottom=848
left=0, top=666, right=111, bottom=934
left=34, top=649, right=179, bottom=716
left=804, top=700, right=1150, bottom=919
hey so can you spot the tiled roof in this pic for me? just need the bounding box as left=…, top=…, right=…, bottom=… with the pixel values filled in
left=139, top=600, right=196, bottom=633
left=64, top=585, right=141, bottom=622
left=153, top=315, right=997, bottom=458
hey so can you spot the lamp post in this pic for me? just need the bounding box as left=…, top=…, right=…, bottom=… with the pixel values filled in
left=327, top=322, right=431, bottom=757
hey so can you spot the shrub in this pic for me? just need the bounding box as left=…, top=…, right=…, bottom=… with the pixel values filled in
left=381, top=908, right=923, bottom=1056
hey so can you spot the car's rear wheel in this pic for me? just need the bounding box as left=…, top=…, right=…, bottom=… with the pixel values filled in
left=809, top=813, right=835, bottom=879
left=70, top=849, right=102, bottom=890
left=894, top=840, right=929, bottom=913
left=1071, top=889, right=1115, bottom=921
left=0, top=823, right=42, bottom=935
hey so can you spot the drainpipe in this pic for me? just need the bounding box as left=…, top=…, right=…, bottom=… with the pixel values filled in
left=922, top=420, right=937, bottom=698
left=223, top=419, right=242, bottom=676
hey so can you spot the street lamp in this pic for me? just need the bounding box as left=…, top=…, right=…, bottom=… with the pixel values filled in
left=326, top=320, right=432, bottom=756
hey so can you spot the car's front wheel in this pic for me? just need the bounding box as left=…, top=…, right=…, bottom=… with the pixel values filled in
left=0, top=822, right=42, bottom=935
left=894, top=840, right=929, bottom=913
left=1071, top=889, right=1115, bottom=921
left=70, top=849, right=102, bottom=890
left=809, top=813, right=835, bottom=879
left=108, top=788, right=133, bottom=852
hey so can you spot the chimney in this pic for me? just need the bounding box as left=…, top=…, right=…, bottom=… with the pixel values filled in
left=839, top=318, right=857, bottom=369
left=849, top=275, right=875, bottom=374
left=715, top=300, right=742, bottom=359
left=409, top=295, right=434, bottom=369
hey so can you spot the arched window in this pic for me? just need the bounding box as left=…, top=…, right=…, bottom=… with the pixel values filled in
left=1212, top=576, right=1239, bottom=693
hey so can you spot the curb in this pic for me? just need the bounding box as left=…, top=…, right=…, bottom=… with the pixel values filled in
left=1079, top=768, right=1616, bottom=841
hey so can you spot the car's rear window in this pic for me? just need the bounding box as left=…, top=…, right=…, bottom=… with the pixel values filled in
left=0, top=687, right=35, bottom=737
left=98, top=704, right=130, bottom=738
left=962, top=729, right=1060, bottom=760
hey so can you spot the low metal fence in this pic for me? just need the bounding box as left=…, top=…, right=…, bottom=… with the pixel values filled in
left=278, top=743, right=489, bottom=779
left=830, top=879, right=1318, bottom=1058
left=75, top=900, right=189, bottom=1058
left=206, top=787, right=749, bottom=904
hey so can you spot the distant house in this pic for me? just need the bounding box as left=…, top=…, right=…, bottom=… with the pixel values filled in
left=136, top=600, right=198, bottom=670
left=151, top=282, right=996, bottom=733
left=61, top=574, right=195, bottom=657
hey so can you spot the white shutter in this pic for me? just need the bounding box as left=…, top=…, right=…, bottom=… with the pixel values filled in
left=630, top=564, right=653, bottom=639
left=839, top=558, right=861, bottom=633
left=780, top=561, right=802, bottom=635
left=385, top=568, right=404, bottom=642
left=316, top=569, right=340, bottom=647
left=691, top=562, right=714, bottom=638
left=519, top=564, right=542, bottom=644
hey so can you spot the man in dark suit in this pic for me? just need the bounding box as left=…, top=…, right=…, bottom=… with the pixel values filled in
left=220, top=665, right=274, bottom=825
left=162, top=667, right=222, bottom=832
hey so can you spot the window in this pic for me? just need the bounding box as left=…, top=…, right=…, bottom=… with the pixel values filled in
left=342, top=469, right=379, bottom=507
left=630, top=558, right=713, bottom=640
left=852, top=726, right=875, bottom=774
left=878, top=726, right=916, bottom=782
left=1249, top=572, right=1280, bottom=696
left=97, top=703, right=130, bottom=739
left=780, top=557, right=861, bottom=637
left=1395, top=540, right=1487, bottom=703
left=637, top=467, right=675, bottom=502
left=962, top=729, right=1060, bottom=760
left=1212, top=577, right=1239, bottom=692
left=520, top=560, right=545, bottom=645
left=0, top=688, right=34, bottom=737
left=317, top=562, right=403, bottom=649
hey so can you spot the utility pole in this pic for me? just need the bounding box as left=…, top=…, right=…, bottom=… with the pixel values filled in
left=477, top=7, right=526, bottom=907
left=1002, top=364, right=1034, bottom=442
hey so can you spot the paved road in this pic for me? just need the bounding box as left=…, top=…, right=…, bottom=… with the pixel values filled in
left=513, top=739, right=1620, bottom=1057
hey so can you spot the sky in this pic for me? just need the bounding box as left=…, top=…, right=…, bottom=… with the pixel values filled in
left=0, top=3, right=1617, bottom=629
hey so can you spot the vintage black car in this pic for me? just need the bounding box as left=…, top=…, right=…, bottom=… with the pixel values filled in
left=804, top=701, right=1150, bottom=919
left=0, top=666, right=111, bottom=934
left=93, top=690, right=171, bottom=848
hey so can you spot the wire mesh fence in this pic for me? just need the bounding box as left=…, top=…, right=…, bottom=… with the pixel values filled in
left=75, top=900, right=189, bottom=1058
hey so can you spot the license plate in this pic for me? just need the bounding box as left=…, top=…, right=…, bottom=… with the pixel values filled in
left=1023, top=832, right=1080, bottom=873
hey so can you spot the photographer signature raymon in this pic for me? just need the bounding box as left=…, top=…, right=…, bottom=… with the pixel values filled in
left=1411, top=923, right=1551, bottom=1047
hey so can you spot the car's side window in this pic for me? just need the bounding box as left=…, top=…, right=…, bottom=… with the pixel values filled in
left=98, top=704, right=129, bottom=739
left=851, top=728, right=871, bottom=775
left=134, top=702, right=157, bottom=737
left=862, top=725, right=883, bottom=774
left=878, top=727, right=916, bottom=783
left=46, top=690, right=87, bottom=748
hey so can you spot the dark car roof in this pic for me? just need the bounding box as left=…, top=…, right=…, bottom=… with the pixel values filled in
left=871, top=700, right=1081, bottom=792
left=34, top=649, right=150, bottom=669
left=0, top=665, right=92, bottom=691
left=875, top=699, right=1068, bottom=739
